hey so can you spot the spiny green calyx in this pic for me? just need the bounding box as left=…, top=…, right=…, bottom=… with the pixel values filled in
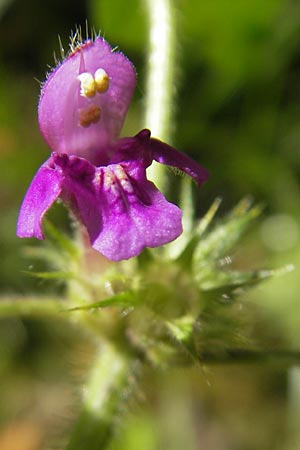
left=22, top=198, right=292, bottom=367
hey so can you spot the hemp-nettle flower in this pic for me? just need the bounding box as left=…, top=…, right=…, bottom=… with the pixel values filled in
left=17, top=36, right=208, bottom=261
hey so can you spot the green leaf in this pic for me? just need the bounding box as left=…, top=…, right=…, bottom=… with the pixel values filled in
left=166, top=316, right=194, bottom=343
left=22, top=270, right=76, bottom=280
left=66, top=290, right=138, bottom=312
left=176, top=197, right=222, bottom=266
left=196, top=268, right=274, bottom=291
left=193, top=199, right=262, bottom=267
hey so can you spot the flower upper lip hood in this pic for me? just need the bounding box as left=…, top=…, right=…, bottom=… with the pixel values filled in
left=38, top=37, right=136, bottom=164
left=17, top=35, right=209, bottom=261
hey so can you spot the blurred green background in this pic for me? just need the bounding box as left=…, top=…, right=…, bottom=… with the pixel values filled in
left=1, top=0, right=300, bottom=449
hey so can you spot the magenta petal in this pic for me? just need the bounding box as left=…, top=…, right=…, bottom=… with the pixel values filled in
left=16, top=159, right=63, bottom=239
left=38, top=37, right=136, bottom=160
left=150, top=138, right=209, bottom=186
left=109, top=129, right=153, bottom=169
left=91, top=169, right=183, bottom=261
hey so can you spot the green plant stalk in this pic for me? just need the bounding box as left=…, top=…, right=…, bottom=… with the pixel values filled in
left=144, top=0, right=177, bottom=189
left=65, top=341, right=134, bottom=450
left=287, top=367, right=300, bottom=444
left=0, top=297, right=63, bottom=318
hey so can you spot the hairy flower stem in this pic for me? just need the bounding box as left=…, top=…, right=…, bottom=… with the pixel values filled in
left=144, top=0, right=177, bottom=189
left=65, top=342, right=135, bottom=450
left=0, top=297, right=63, bottom=318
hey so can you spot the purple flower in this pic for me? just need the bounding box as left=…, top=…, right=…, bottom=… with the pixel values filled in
left=17, top=36, right=208, bottom=261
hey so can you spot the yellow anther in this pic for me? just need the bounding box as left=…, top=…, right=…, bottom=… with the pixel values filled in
left=77, top=72, right=96, bottom=98
left=77, top=69, right=109, bottom=98
left=78, top=105, right=101, bottom=127
left=94, top=68, right=110, bottom=93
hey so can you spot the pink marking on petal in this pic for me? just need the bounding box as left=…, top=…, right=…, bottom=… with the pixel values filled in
left=90, top=163, right=183, bottom=261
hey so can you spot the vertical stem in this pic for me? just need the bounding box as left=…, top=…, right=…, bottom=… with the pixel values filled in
left=144, top=0, right=177, bottom=189
left=287, top=367, right=300, bottom=448
left=66, top=342, right=134, bottom=450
